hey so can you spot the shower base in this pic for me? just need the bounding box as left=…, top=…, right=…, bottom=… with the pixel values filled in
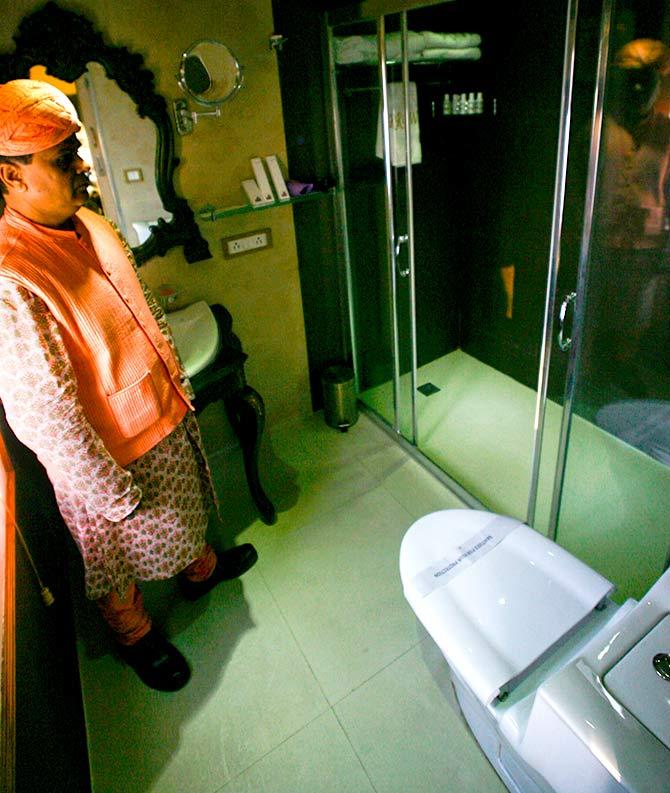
left=359, top=349, right=670, bottom=600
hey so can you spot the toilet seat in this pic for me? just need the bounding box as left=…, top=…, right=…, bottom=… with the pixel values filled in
left=400, top=509, right=613, bottom=705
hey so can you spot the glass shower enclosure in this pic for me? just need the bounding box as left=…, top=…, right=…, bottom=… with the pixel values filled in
left=326, top=0, right=670, bottom=600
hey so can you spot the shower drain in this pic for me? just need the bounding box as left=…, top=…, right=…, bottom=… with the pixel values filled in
left=417, top=382, right=440, bottom=396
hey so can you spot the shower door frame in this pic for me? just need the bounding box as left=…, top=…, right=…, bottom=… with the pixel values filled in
left=525, top=0, right=582, bottom=527
left=325, top=0, right=589, bottom=523
left=327, top=4, right=431, bottom=442
left=544, top=0, right=615, bottom=539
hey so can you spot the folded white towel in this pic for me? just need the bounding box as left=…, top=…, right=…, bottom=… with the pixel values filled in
left=383, top=31, right=426, bottom=61
left=375, top=82, right=422, bottom=167
left=334, top=32, right=482, bottom=64
left=416, top=47, right=481, bottom=61
left=421, top=31, right=481, bottom=49
left=334, top=32, right=426, bottom=64
left=334, top=35, right=378, bottom=64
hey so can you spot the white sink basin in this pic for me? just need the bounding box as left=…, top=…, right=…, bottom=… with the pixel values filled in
left=166, top=301, right=219, bottom=378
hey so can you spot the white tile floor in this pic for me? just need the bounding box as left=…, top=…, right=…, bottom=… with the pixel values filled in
left=74, top=408, right=507, bottom=793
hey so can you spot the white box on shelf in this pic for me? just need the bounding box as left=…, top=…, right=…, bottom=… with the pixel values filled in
left=265, top=155, right=290, bottom=202
left=242, top=178, right=274, bottom=207
left=250, top=157, right=275, bottom=203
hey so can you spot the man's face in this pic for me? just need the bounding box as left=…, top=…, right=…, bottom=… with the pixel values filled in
left=6, top=133, right=90, bottom=227
left=610, top=66, right=661, bottom=125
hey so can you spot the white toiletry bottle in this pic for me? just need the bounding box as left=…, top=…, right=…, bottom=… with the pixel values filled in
left=476, top=92, right=484, bottom=114
left=468, top=92, right=476, bottom=114
left=442, top=93, right=451, bottom=115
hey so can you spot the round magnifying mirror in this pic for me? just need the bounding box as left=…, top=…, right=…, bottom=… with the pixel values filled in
left=177, top=39, right=243, bottom=106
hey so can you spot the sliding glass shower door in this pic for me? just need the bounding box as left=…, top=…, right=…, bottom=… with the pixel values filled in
left=542, top=0, right=670, bottom=599
left=408, top=0, right=575, bottom=520
left=329, top=12, right=417, bottom=440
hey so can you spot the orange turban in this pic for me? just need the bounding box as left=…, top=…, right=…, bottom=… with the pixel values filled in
left=615, top=39, right=669, bottom=71
left=0, top=79, right=80, bottom=157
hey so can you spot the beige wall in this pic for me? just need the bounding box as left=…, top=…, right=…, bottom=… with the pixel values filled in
left=0, top=0, right=312, bottom=425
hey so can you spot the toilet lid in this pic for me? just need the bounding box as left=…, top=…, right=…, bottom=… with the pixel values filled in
left=400, top=510, right=614, bottom=706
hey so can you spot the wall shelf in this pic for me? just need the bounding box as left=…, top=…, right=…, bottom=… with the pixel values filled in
left=197, top=189, right=334, bottom=222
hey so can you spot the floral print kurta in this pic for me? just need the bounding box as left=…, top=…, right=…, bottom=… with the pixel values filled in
left=0, top=241, right=215, bottom=600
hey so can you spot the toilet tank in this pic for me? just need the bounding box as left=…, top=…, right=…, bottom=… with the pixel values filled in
left=400, top=510, right=614, bottom=705
left=518, top=569, right=670, bottom=793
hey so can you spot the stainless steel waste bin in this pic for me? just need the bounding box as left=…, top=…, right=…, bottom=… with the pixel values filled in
left=322, top=365, right=358, bottom=431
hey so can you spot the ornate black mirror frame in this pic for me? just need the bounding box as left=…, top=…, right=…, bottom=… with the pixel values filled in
left=0, top=1, right=212, bottom=265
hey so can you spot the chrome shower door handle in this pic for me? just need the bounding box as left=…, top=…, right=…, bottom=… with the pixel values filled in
left=558, top=291, right=577, bottom=351
left=395, top=233, right=409, bottom=276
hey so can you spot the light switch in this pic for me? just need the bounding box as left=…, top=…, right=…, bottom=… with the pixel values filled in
left=124, top=168, right=144, bottom=183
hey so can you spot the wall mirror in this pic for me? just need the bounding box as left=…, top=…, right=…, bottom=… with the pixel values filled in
left=178, top=39, right=244, bottom=106
left=0, top=1, right=212, bottom=264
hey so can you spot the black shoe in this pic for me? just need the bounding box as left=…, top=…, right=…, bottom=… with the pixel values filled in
left=118, top=629, right=191, bottom=692
left=179, top=543, right=259, bottom=601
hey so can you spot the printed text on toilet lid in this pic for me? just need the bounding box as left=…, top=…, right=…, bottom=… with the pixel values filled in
left=411, top=515, right=516, bottom=598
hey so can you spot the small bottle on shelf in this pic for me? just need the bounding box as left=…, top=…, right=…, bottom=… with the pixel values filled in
left=467, top=92, right=476, bottom=114
left=442, top=93, right=451, bottom=115
left=475, top=92, right=484, bottom=114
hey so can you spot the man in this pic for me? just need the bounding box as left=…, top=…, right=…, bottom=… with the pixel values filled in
left=0, top=79, right=257, bottom=692
left=589, top=39, right=670, bottom=399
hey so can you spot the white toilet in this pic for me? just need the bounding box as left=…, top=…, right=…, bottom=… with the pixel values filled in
left=399, top=509, right=670, bottom=793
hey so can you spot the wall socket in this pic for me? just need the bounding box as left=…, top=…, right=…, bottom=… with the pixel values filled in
left=222, top=227, right=273, bottom=258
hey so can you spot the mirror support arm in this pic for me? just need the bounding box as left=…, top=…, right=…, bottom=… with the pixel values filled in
left=172, top=99, right=221, bottom=136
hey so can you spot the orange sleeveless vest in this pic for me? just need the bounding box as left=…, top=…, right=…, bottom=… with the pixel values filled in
left=0, top=206, right=191, bottom=466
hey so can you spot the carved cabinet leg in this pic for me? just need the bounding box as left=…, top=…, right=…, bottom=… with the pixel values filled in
left=224, top=385, right=277, bottom=525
